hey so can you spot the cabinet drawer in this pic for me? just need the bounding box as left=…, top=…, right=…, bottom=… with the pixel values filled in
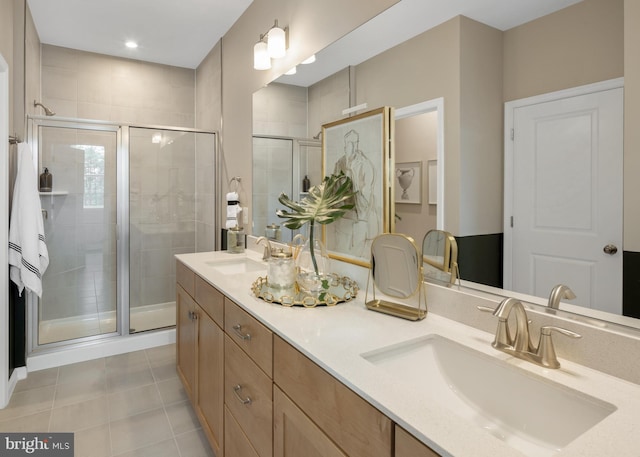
left=225, top=335, right=273, bottom=457
left=195, top=275, right=224, bottom=326
left=176, top=261, right=195, bottom=297
left=395, top=426, right=441, bottom=457
left=224, top=298, right=273, bottom=377
left=274, top=336, right=392, bottom=457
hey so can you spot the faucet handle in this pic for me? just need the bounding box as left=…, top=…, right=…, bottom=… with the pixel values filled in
left=536, top=326, right=582, bottom=369
left=540, top=326, right=581, bottom=339
left=477, top=305, right=513, bottom=348
left=477, top=305, right=496, bottom=313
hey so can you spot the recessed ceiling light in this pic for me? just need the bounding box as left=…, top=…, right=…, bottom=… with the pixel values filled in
left=125, top=41, right=138, bottom=49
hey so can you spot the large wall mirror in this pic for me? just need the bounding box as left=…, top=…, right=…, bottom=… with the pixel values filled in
left=251, top=0, right=639, bottom=332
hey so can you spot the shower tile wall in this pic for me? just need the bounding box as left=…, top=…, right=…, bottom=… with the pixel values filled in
left=41, top=45, right=195, bottom=129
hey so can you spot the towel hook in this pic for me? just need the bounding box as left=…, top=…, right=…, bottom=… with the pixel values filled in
left=229, top=176, right=241, bottom=193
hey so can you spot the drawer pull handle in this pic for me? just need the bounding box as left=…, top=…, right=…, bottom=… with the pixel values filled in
left=188, top=311, right=198, bottom=321
left=233, top=384, right=252, bottom=405
left=232, top=324, right=251, bottom=341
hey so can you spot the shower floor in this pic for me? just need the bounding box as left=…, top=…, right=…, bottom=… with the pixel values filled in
left=38, top=302, right=176, bottom=345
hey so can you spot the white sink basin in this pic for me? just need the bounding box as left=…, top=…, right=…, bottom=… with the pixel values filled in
left=205, top=258, right=266, bottom=275
left=361, top=335, right=616, bottom=457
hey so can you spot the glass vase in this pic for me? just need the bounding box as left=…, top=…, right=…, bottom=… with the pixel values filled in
left=295, top=236, right=331, bottom=299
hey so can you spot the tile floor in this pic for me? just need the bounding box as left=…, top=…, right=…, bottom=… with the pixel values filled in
left=0, top=344, right=215, bottom=457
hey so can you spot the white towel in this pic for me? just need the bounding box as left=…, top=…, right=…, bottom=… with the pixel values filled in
left=8, top=143, right=49, bottom=297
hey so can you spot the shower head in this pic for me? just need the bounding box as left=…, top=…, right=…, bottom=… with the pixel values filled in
left=34, top=100, right=55, bottom=116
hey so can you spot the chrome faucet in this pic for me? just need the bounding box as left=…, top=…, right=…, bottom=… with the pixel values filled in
left=479, top=298, right=581, bottom=369
left=547, top=284, right=576, bottom=309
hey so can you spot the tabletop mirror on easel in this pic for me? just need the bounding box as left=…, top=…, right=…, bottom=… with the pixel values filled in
left=365, top=233, right=426, bottom=321
left=422, top=229, right=459, bottom=286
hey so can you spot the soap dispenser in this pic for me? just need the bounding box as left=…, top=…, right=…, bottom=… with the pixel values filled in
left=39, top=167, right=52, bottom=192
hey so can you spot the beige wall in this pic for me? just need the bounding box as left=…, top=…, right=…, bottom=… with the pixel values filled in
left=219, top=0, right=400, bottom=232
left=624, top=1, right=640, bottom=250
left=459, top=17, right=503, bottom=236
left=354, top=16, right=504, bottom=236
left=0, top=0, right=17, bottom=137
left=195, top=42, right=222, bottom=251
left=308, top=67, right=350, bottom=138
left=394, top=112, right=438, bottom=243
left=503, top=0, right=623, bottom=102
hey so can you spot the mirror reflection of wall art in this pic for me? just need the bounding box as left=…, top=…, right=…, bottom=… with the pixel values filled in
left=395, top=161, right=422, bottom=204
left=321, top=107, right=394, bottom=267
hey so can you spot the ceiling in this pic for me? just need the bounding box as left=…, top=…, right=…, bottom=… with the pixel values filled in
left=27, top=0, right=582, bottom=72
left=26, top=0, right=254, bottom=69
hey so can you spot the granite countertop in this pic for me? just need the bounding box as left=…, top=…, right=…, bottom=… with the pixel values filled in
left=176, top=250, right=640, bottom=457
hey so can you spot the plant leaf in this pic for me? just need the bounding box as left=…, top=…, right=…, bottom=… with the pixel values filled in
left=276, top=172, right=356, bottom=230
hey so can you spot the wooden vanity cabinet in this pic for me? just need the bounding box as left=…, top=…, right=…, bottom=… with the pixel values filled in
left=178, top=263, right=440, bottom=457
left=273, top=335, right=393, bottom=457
left=176, top=261, right=224, bottom=457
left=395, top=425, right=440, bottom=457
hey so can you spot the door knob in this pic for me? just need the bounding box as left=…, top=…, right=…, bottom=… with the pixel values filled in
left=603, top=244, right=618, bottom=255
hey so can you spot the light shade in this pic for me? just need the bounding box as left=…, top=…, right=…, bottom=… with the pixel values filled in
left=253, top=40, right=271, bottom=70
left=301, top=54, right=316, bottom=65
left=267, top=23, right=286, bottom=58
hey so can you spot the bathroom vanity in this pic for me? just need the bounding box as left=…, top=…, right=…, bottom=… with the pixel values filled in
left=175, top=250, right=640, bottom=457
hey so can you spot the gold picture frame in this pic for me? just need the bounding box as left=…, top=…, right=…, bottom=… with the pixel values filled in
left=321, top=107, right=394, bottom=267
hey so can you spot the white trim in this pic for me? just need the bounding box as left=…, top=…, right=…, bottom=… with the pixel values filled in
left=503, top=78, right=624, bottom=289
left=0, top=53, right=11, bottom=409
left=27, top=328, right=175, bottom=372
left=395, top=98, right=445, bottom=229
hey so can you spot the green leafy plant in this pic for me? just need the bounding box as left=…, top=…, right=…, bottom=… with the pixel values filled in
left=277, top=172, right=356, bottom=275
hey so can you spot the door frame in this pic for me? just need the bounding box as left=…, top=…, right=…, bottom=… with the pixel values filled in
left=503, top=77, right=624, bottom=289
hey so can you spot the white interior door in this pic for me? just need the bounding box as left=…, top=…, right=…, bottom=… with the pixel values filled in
left=506, top=85, right=623, bottom=314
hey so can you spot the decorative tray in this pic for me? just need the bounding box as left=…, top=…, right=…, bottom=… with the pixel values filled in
left=251, top=274, right=358, bottom=307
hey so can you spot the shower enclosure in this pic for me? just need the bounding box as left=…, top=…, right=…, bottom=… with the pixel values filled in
left=28, top=117, right=216, bottom=350
left=252, top=135, right=321, bottom=242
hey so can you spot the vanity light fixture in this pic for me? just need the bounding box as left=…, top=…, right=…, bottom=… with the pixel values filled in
left=284, top=66, right=297, bottom=75
left=267, top=20, right=286, bottom=58
left=301, top=54, right=316, bottom=64
left=253, top=34, right=271, bottom=70
left=253, top=19, right=288, bottom=70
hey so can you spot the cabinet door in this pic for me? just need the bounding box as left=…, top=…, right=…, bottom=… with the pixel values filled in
left=197, top=308, right=224, bottom=457
left=274, top=336, right=392, bottom=457
left=176, top=284, right=196, bottom=401
left=395, top=426, right=441, bottom=457
left=274, top=387, right=347, bottom=457
left=225, top=406, right=259, bottom=457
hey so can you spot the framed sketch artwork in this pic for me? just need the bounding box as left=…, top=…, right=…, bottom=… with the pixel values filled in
left=395, top=161, right=422, bottom=204
left=321, top=107, right=394, bottom=267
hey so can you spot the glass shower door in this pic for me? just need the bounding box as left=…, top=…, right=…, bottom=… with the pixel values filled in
left=37, top=125, right=119, bottom=345
left=129, top=127, right=213, bottom=333
left=252, top=137, right=293, bottom=242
